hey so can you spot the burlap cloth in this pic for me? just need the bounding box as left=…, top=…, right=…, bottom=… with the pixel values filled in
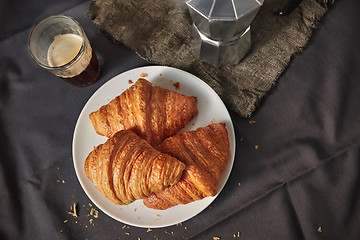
left=87, top=0, right=334, bottom=117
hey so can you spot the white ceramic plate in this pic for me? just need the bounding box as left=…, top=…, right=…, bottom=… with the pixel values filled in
left=72, top=66, right=235, bottom=228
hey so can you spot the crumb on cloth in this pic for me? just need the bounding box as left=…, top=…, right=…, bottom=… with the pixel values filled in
left=68, top=203, right=78, bottom=217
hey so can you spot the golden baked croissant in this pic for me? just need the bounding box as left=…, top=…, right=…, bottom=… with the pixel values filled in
left=84, top=130, right=186, bottom=205
left=143, top=122, right=230, bottom=210
left=89, top=78, right=198, bottom=146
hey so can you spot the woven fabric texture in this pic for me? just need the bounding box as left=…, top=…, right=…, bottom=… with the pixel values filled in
left=88, top=0, right=333, bottom=117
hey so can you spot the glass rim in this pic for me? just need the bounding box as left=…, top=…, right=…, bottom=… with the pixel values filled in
left=27, top=15, right=86, bottom=70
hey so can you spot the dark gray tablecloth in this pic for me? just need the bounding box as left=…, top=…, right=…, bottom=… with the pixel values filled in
left=1, top=0, right=360, bottom=239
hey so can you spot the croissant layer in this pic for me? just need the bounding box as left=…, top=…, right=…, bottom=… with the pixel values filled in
left=143, top=122, right=230, bottom=210
left=84, top=130, right=186, bottom=205
left=89, top=78, right=198, bottom=146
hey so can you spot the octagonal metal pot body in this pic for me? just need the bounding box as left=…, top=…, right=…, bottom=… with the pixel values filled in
left=190, top=24, right=251, bottom=67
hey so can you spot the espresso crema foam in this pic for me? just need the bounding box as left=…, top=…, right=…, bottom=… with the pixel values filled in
left=47, top=33, right=92, bottom=78
left=48, top=33, right=82, bottom=67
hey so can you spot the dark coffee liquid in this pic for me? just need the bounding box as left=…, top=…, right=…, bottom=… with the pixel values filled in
left=61, top=50, right=101, bottom=87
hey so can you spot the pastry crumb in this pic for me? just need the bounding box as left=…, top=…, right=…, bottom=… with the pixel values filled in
left=68, top=203, right=78, bottom=217
left=140, top=73, right=148, bottom=78
left=249, top=120, right=256, bottom=124
left=128, top=79, right=133, bottom=84
left=255, top=145, right=259, bottom=150
left=173, top=81, right=180, bottom=90
left=147, top=228, right=152, bottom=232
left=90, top=208, right=99, bottom=218
left=213, top=237, right=221, bottom=240
left=317, top=226, right=322, bottom=232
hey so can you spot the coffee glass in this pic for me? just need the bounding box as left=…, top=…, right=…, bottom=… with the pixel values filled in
left=28, top=15, right=100, bottom=87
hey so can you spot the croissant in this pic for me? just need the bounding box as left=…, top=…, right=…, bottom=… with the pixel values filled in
left=84, top=130, right=186, bottom=205
left=143, top=122, right=230, bottom=210
left=89, top=78, right=198, bottom=146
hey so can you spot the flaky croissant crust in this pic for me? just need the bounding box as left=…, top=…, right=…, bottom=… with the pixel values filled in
left=84, top=130, right=186, bottom=205
left=89, top=78, right=198, bottom=146
left=144, top=122, right=230, bottom=210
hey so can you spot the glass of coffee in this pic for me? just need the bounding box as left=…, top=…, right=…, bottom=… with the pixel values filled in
left=28, top=15, right=100, bottom=87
